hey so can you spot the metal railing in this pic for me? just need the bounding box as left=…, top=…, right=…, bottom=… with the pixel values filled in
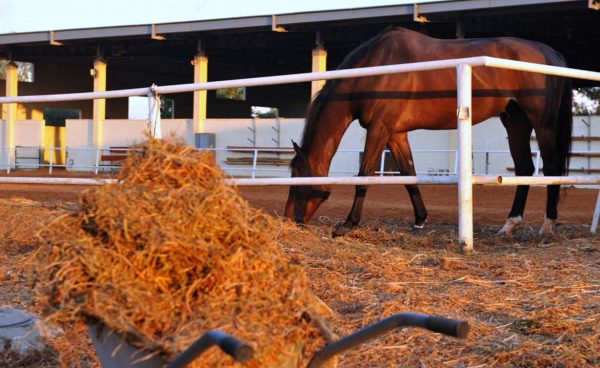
left=1, top=56, right=600, bottom=250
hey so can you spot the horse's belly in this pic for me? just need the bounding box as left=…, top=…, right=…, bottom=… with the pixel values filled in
left=398, top=97, right=508, bottom=131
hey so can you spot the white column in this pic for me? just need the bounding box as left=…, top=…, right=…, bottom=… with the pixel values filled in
left=92, top=59, right=107, bottom=148
left=192, top=52, right=208, bottom=134
left=311, top=45, right=327, bottom=98
left=456, top=64, right=473, bottom=252
left=3, top=63, right=18, bottom=167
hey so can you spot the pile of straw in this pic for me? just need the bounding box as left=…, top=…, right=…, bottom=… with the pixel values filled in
left=32, top=139, right=326, bottom=367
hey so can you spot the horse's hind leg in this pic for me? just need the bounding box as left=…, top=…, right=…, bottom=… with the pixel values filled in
left=498, top=100, right=535, bottom=236
left=332, top=125, right=391, bottom=237
left=388, top=132, right=427, bottom=228
left=533, top=125, right=561, bottom=235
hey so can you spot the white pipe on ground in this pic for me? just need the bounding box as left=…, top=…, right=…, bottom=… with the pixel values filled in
left=227, top=176, right=459, bottom=186
left=2, top=175, right=600, bottom=187
left=0, top=177, right=116, bottom=185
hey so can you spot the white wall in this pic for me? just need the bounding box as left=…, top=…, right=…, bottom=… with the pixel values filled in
left=65, top=119, right=193, bottom=171
left=0, top=119, right=44, bottom=169
left=1, top=115, right=596, bottom=177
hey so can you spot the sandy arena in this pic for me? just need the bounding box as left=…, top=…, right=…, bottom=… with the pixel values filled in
left=0, top=182, right=599, bottom=367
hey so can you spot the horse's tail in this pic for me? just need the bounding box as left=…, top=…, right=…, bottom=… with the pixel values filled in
left=556, top=77, right=573, bottom=176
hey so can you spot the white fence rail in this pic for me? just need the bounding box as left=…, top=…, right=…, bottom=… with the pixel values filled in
left=1, top=56, right=600, bottom=251
left=4, top=145, right=600, bottom=178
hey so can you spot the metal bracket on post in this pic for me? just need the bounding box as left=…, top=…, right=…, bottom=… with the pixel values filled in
left=457, top=106, right=470, bottom=120
left=589, top=0, right=600, bottom=10
left=148, top=84, right=162, bottom=139
left=271, top=15, right=287, bottom=32
left=413, top=4, right=430, bottom=23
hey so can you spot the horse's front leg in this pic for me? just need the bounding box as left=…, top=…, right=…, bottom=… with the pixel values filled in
left=388, top=132, right=427, bottom=229
left=333, top=127, right=390, bottom=237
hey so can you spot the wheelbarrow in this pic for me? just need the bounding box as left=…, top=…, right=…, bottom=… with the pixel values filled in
left=89, top=312, right=469, bottom=367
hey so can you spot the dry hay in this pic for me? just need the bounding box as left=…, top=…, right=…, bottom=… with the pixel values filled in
left=31, top=139, right=327, bottom=367
left=0, top=198, right=97, bottom=368
left=279, top=218, right=600, bottom=367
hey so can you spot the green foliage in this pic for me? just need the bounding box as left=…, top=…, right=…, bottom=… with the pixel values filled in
left=216, top=87, right=246, bottom=101
left=573, top=87, right=600, bottom=115
left=0, top=60, right=34, bottom=82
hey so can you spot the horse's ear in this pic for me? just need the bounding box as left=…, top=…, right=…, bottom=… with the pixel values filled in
left=291, top=140, right=302, bottom=155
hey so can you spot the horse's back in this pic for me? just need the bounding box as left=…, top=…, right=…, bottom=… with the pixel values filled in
left=342, top=28, right=566, bottom=129
left=376, top=28, right=563, bottom=66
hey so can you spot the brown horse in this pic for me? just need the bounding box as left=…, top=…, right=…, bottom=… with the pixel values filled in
left=284, top=27, right=572, bottom=237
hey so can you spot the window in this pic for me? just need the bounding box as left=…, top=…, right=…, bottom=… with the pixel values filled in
left=251, top=106, right=278, bottom=118
left=0, top=60, right=34, bottom=82
left=161, top=98, right=175, bottom=119
left=216, top=87, right=246, bottom=101
left=43, top=108, right=81, bottom=127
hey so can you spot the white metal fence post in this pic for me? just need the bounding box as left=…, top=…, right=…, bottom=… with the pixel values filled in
left=379, top=150, right=386, bottom=176
left=252, top=149, right=258, bottom=179
left=6, top=148, right=11, bottom=174
left=95, top=148, right=100, bottom=175
left=457, top=64, right=474, bottom=252
left=49, top=148, right=54, bottom=175
left=148, top=85, right=162, bottom=139
left=591, top=190, right=600, bottom=233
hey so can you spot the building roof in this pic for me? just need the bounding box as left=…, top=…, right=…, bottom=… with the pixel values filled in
left=1, top=0, right=598, bottom=87
left=0, top=0, right=586, bottom=46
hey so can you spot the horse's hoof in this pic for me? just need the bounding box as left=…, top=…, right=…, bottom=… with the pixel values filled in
left=539, top=218, right=557, bottom=236
left=497, top=216, right=522, bottom=237
left=412, top=222, right=426, bottom=234
left=332, top=224, right=353, bottom=238
left=414, top=219, right=426, bottom=229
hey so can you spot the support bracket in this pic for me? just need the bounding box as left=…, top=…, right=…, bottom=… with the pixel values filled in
left=151, top=24, right=166, bottom=41
left=271, top=15, right=287, bottom=32
left=413, top=4, right=430, bottom=23
left=49, top=31, right=63, bottom=46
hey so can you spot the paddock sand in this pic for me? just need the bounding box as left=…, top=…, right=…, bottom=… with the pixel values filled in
left=0, top=184, right=598, bottom=367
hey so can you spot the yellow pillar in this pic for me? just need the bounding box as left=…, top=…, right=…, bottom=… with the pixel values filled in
left=311, top=45, right=327, bottom=98
left=4, top=63, right=18, bottom=165
left=92, top=59, right=106, bottom=148
left=192, top=52, right=208, bottom=134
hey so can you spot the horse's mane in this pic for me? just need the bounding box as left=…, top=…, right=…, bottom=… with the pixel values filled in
left=299, top=29, right=393, bottom=153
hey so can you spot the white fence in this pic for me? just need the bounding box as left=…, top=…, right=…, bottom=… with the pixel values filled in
left=4, top=145, right=600, bottom=179
left=1, top=56, right=600, bottom=251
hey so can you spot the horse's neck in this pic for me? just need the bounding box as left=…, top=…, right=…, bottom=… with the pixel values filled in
left=305, top=106, right=354, bottom=176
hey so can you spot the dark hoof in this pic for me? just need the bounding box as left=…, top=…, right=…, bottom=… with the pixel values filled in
left=332, top=223, right=353, bottom=238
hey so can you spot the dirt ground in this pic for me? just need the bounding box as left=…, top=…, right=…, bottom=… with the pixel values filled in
left=0, top=182, right=597, bottom=227
left=0, top=182, right=599, bottom=367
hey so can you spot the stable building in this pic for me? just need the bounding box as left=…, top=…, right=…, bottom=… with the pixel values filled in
left=0, top=0, right=599, bottom=175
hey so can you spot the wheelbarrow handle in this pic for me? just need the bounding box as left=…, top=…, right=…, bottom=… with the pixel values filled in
left=307, top=312, right=469, bottom=368
left=167, top=330, right=253, bottom=368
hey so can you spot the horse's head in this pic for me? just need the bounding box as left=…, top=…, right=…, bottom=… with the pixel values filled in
left=285, top=141, right=331, bottom=224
